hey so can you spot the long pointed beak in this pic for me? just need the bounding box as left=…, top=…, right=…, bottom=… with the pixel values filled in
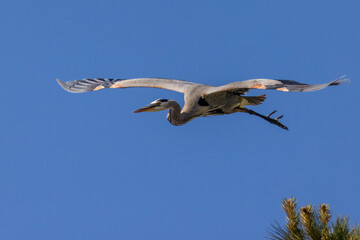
left=133, top=103, right=157, bottom=113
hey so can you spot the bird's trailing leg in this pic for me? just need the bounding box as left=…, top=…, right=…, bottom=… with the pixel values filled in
left=238, top=108, right=289, bottom=130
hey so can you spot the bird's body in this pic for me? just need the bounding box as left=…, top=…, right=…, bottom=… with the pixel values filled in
left=57, top=76, right=347, bottom=130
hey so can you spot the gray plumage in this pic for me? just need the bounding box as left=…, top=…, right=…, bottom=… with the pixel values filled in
left=57, top=76, right=348, bottom=130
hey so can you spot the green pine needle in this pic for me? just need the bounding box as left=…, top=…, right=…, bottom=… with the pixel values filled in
left=267, top=198, right=360, bottom=240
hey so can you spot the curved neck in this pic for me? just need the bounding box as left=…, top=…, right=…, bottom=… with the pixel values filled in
left=166, top=100, right=192, bottom=126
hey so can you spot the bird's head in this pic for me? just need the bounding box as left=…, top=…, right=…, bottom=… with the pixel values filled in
left=133, top=99, right=169, bottom=113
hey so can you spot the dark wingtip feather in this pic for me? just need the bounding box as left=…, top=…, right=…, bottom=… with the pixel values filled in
left=56, top=78, right=65, bottom=87
left=56, top=78, right=74, bottom=92
left=56, top=78, right=108, bottom=93
left=330, top=75, right=350, bottom=86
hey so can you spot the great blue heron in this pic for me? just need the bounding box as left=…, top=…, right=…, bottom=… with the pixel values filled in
left=57, top=76, right=347, bottom=130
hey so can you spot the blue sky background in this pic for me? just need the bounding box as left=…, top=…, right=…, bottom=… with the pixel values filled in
left=1, top=0, right=359, bottom=239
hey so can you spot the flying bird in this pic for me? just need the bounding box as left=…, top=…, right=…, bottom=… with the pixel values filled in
left=57, top=76, right=347, bottom=130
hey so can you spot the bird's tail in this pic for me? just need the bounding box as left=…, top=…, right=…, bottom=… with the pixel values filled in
left=242, top=94, right=266, bottom=106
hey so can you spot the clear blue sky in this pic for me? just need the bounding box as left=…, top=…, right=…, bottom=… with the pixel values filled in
left=1, top=0, right=359, bottom=239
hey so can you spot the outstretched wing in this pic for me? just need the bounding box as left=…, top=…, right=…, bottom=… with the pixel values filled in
left=201, top=76, right=348, bottom=96
left=57, top=78, right=200, bottom=94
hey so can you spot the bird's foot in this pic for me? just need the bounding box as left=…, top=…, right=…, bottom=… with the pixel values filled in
left=267, top=110, right=277, bottom=118
left=240, top=107, right=289, bottom=130
left=265, top=110, right=288, bottom=130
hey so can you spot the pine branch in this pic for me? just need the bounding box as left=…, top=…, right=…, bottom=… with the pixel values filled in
left=349, top=224, right=360, bottom=240
left=267, top=198, right=305, bottom=240
left=319, top=204, right=331, bottom=240
left=267, top=198, right=359, bottom=240
left=282, top=198, right=305, bottom=239
left=331, top=217, right=351, bottom=240
left=300, top=205, right=321, bottom=240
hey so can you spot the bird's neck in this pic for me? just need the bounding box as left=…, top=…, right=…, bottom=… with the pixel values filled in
left=166, top=100, right=193, bottom=126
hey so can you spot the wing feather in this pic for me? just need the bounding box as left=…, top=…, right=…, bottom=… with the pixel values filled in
left=202, top=76, right=348, bottom=96
left=57, top=78, right=200, bottom=94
